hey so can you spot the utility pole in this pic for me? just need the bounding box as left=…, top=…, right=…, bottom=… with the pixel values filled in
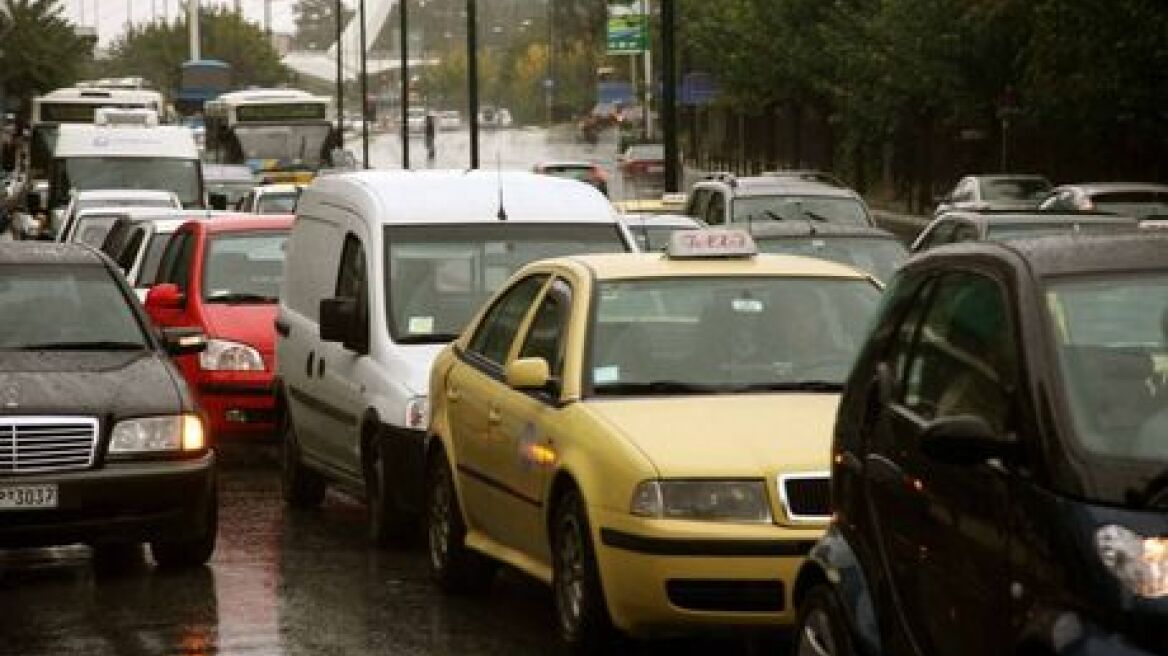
left=359, top=0, right=369, bottom=168
left=188, top=0, right=199, bottom=61
left=466, top=0, right=479, bottom=168
left=661, top=0, right=679, bottom=191
left=264, top=0, right=272, bottom=36
left=399, top=0, right=409, bottom=169
left=335, top=0, right=344, bottom=150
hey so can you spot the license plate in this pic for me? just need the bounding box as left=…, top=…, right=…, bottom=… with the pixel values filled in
left=0, top=484, right=58, bottom=510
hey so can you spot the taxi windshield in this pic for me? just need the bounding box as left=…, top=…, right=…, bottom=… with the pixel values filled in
left=589, top=276, right=881, bottom=395
left=385, top=223, right=627, bottom=343
left=1046, top=274, right=1168, bottom=464
left=756, top=236, right=906, bottom=282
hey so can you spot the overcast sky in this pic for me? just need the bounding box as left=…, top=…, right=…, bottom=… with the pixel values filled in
left=62, top=0, right=302, bottom=45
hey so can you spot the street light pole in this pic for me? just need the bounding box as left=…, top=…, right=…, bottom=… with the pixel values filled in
left=359, top=0, right=369, bottom=169
left=466, top=0, right=479, bottom=169
left=399, top=0, right=409, bottom=169
left=335, top=0, right=344, bottom=150
left=661, top=0, right=679, bottom=191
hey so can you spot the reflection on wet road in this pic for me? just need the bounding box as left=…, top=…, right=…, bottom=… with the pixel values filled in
left=0, top=446, right=783, bottom=655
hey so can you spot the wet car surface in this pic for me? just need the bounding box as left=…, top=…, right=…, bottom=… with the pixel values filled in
left=0, top=446, right=784, bottom=655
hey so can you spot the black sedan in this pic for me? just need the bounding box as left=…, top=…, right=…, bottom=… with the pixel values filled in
left=911, top=209, right=1138, bottom=252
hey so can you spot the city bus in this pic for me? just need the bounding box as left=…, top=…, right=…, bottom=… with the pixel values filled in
left=29, top=86, right=166, bottom=181
left=203, top=88, right=339, bottom=185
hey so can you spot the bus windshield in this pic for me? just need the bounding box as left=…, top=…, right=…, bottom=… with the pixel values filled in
left=233, top=124, right=331, bottom=170
left=52, top=157, right=202, bottom=208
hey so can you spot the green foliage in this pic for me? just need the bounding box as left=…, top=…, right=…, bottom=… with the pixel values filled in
left=100, top=7, right=289, bottom=93
left=0, top=0, right=93, bottom=108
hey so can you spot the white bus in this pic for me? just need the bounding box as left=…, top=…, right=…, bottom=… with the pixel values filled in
left=204, top=88, right=339, bottom=185
left=30, top=86, right=166, bottom=181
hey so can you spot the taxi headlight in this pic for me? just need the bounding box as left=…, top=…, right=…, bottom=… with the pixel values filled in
left=405, top=396, right=429, bottom=431
left=630, top=480, right=772, bottom=523
left=1096, top=524, right=1168, bottom=598
left=109, top=415, right=205, bottom=453
left=198, top=338, right=264, bottom=371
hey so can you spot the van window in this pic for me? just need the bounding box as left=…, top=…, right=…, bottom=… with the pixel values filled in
left=52, top=157, right=201, bottom=208
left=384, top=223, right=627, bottom=344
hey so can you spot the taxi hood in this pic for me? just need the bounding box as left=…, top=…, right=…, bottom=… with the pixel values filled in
left=582, top=394, right=839, bottom=477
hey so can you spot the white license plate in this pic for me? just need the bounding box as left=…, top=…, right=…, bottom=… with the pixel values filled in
left=0, top=484, right=58, bottom=510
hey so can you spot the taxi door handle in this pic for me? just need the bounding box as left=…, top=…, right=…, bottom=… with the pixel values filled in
left=446, top=387, right=462, bottom=403
left=487, top=406, right=502, bottom=425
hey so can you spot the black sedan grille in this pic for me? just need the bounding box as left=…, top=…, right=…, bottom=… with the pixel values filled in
left=0, top=417, right=99, bottom=474
left=779, top=473, right=831, bottom=522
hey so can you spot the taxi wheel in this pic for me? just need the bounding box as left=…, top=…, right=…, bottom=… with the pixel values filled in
left=151, top=494, right=218, bottom=570
left=366, top=438, right=413, bottom=546
left=794, top=585, right=856, bottom=656
left=281, top=411, right=326, bottom=508
left=426, top=450, right=496, bottom=593
left=552, top=489, right=616, bottom=650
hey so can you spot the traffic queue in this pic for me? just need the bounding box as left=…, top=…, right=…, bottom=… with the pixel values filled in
left=2, top=144, right=1167, bottom=656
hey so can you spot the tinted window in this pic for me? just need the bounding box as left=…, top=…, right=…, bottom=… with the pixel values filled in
left=138, top=231, right=173, bottom=286
left=115, top=228, right=146, bottom=272
left=202, top=231, right=288, bottom=302
left=0, top=265, right=146, bottom=349
left=918, top=220, right=958, bottom=250
left=900, top=273, right=1016, bottom=432
left=384, top=223, right=626, bottom=343
left=518, top=279, right=571, bottom=377
left=468, top=275, right=547, bottom=365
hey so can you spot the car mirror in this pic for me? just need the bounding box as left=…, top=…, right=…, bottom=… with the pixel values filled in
left=161, top=327, right=207, bottom=356
left=920, top=415, right=1015, bottom=465
left=145, top=283, right=185, bottom=310
left=208, top=192, right=228, bottom=211
left=505, top=357, right=551, bottom=391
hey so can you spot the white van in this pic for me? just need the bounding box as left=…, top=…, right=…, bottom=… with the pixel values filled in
left=46, top=109, right=204, bottom=221
left=275, top=170, right=635, bottom=543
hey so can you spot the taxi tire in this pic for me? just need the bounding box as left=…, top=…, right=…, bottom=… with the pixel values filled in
left=426, top=450, right=496, bottom=593
left=552, top=489, right=617, bottom=651
left=794, top=585, right=857, bottom=656
left=367, top=438, right=413, bottom=547
left=151, top=494, right=218, bottom=570
left=281, top=412, right=326, bottom=509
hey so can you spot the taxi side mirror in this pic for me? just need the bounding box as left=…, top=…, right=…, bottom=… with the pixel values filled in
left=506, top=357, right=550, bottom=391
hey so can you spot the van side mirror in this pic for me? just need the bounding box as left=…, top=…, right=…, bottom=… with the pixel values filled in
left=161, top=327, right=207, bottom=356
left=920, top=415, right=1015, bottom=465
left=208, top=192, right=228, bottom=211
left=505, top=357, right=551, bottom=391
left=319, top=297, right=368, bottom=353
left=145, top=283, right=185, bottom=310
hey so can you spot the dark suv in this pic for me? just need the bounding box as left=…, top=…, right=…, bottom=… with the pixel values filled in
left=0, top=242, right=216, bottom=568
left=792, top=234, right=1168, bottom=656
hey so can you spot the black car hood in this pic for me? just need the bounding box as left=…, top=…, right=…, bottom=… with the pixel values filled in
left=0, top=351, right=187, bottom=419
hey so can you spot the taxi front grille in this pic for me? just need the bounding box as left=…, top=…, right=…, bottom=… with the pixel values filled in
left=779, top=472, right=831, bottom=522
left=0, top=417, right=99, bottom=474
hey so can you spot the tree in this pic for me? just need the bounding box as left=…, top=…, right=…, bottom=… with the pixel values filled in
left=100, top=8, right=289, bottom=95
left=0, top=0, right=93, bottom=112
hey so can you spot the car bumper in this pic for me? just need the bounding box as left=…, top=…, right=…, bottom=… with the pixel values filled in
left=196, top=376, right=277, bottom=439
left=592, top=507, right=822, bottom=636
left=0, top=452, right=217, bottom=548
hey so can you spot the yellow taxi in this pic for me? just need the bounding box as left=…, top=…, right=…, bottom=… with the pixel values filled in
left=425, top=229, right=883, bottom=647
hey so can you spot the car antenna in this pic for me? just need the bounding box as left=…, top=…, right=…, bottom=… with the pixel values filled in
left=496, top=151, right=508, bottom=221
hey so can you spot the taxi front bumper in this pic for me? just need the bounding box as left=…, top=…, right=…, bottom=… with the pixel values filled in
left=592, top=507, right=822, bottom=636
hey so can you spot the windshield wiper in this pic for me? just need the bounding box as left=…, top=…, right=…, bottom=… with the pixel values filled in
left=593, top=380, right=721, bottom=396
left=734, top=381, right=844, bottom=392
left=19, top=341, right=146, bottom=351
left=206, top=292, right=277, bottom=304
left=801, top=210, right=834, bottom=223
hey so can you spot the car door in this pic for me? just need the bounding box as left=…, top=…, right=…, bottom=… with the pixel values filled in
left=446, top=274, right=548, bottom=535
left=489, top=277, right=573, bottom=560
left=866, top=270, right=1015, bottom=656
left=313, top=231, right=370, bottom=475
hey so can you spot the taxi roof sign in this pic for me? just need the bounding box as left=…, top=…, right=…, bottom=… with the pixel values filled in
left=667, top=229, right=758, bottom=259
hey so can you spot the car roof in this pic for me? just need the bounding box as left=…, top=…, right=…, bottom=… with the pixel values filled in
left=555, top=252, right=873, bottom=281
left=696, top=176, right=860, bottom=199
left=1054, top=182, right=1168, bottom=195
left=303, top=170, right=619, bottom=225
left=912, top=233, right=1168, bottom=279
left=746, top=223, right=898, bottom=239
left=199, top=215, right=295, bottom=233
left=75, top=189, right=177, bottom=201
left=935, top=210, right=1138, bottom=226
left=0, top=242, right=105, bottom=266
left=618, top=214, right=704, bottom=229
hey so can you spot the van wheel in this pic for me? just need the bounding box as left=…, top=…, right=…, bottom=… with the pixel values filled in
left=426, top=449, right=496, bottom=593
left=794, top=585, right=857, bottom=656
left=552, top=489, right=616, bottom=650
left=152, top=495, right=217, bottom=570
left=366, top=437, right=412, bottom=546
left=281, top=411, right=325, bottom=508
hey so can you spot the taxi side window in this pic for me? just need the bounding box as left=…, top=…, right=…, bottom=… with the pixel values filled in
left=706, top=191, right=727, bottom=225
left=518, top=279, right=572, bottom=379
left=468, top=275, right=547, bottom=367
left=899, top=272, right=1017, bottom=433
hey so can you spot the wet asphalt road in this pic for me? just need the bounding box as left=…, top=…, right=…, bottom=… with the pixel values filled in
left=0, top=445, right=787, bottom=656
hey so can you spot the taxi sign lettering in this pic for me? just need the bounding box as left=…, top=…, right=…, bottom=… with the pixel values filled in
left=667, top=228, right=757, bottom=259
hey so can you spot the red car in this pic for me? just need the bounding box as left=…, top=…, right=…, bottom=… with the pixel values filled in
left=618, top=142, right=666, bottom=189
left=144, top=215, right=293, bottom=440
